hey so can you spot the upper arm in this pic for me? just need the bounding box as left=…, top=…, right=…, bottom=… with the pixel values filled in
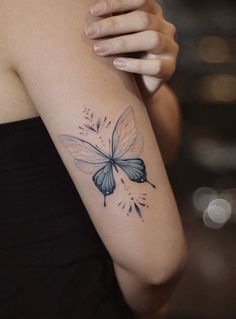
left=3, top=0, right=186, bottom=282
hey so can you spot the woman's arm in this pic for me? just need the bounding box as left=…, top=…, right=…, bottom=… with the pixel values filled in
left=114, top=259, right=185, bottom=318
left=2, top=0, right=186, bottom=316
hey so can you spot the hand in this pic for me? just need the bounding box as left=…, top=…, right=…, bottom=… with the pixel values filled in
left=85, top=0, right=179, bottom=97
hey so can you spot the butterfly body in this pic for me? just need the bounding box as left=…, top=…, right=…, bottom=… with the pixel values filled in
left=110, top=157, right=119, bottom=173
left=60, top=106, right=156, bottom=207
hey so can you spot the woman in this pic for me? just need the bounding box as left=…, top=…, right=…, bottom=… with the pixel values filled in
left=0, top=0, right=186, bottom=318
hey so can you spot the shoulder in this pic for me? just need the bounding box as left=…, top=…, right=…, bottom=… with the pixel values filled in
left=0, top=0, right=93, bottom=67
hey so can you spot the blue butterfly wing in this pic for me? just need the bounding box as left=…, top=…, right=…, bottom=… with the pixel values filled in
left=111, top=107, right=156, bottom=189
left=115, top=158, right=147, bottom=183
left=93, top=162, right=116, bottom=205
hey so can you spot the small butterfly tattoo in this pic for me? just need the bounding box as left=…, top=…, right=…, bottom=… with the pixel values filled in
left=59, top=106, right=156, bottom=207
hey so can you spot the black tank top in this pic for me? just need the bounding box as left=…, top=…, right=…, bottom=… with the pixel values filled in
left=0, top=116, right=134, bottom=319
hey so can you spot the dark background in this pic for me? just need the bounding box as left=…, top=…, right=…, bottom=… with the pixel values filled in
left=157, top=1, right=236, bottom=318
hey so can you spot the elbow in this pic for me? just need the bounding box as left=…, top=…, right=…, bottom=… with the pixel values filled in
left=155, top=244, right=188, bottom=286
left=142, top=237, right=188, bottom=286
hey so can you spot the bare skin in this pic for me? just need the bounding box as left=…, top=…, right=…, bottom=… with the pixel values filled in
left=0, top=1, right=185, bottom=318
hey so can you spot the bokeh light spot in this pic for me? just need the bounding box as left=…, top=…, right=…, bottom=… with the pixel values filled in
left=198, top=36, right=230, bottom=63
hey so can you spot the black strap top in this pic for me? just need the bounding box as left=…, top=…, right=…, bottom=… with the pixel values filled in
left=0, top=116, right=134, bottom=319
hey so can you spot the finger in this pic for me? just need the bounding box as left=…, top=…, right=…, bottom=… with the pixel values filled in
left=90, top=0, right=146, bottom=16
left=113, top=56, right=176, bottom=80
left=161, top=21, right=177, bottom=37
left=149, top=2, right=177, bottom=37
left=93, top=30, right=178, bottom=56
left=85, top=11, right=160, bottom=39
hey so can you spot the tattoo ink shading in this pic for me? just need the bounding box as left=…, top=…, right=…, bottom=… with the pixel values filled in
left=119, top=178, right=147, bottom=221
left=59, top=105, right=156, bottom=219
left=79, top=106, right=105, bottom=135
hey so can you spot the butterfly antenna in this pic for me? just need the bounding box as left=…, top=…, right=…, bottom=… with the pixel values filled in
left=146, top=180, right=156, bottom=189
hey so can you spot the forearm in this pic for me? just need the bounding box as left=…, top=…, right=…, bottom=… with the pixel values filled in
left=113, top=260, right=185, bottom=318
left=144, top=85, right=182, bottom=165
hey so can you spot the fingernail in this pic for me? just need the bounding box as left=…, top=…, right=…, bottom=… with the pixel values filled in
left=113, top=58, right=128, bottom=69
left=90, top=1, right=107, bottom=15
left=94, top=42, right=112, bottom=54
left=85, top=24, right=99, bottom=37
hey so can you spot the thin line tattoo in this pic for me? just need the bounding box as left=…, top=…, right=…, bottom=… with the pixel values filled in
left=59, top=105, right=156, bottom=219
left=119, top=177, right=150, bottom=221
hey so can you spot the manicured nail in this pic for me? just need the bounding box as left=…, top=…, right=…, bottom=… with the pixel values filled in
left=85, top=24, right=99, bottom=37
left=94, top=42, right=112, bottom=54
left=90, top=2, right=107, bottom=15
left=113, top=58, right=128, bottom=69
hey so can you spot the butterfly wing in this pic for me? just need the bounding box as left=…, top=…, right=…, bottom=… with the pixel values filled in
left=59, top=135, right=110, bottom=175
left=59, top=135, right=116, bottom=203
left=112, top=106, right=146, bottom=183
left=92, top=161, right=116, bottom=197
left=115, top=158, right=147, bottom=183
left=112, top=106, right=142, bottom=159
left=111, top=106, right=150, bottom=185
left=120, top=132, right=144, bottom=160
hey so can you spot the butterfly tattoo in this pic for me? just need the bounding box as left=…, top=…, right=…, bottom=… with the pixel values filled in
left=59, top=106, right=156, bottom=207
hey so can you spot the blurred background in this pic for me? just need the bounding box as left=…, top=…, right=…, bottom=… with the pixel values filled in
left=157, top=1, right=236, bottom=319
